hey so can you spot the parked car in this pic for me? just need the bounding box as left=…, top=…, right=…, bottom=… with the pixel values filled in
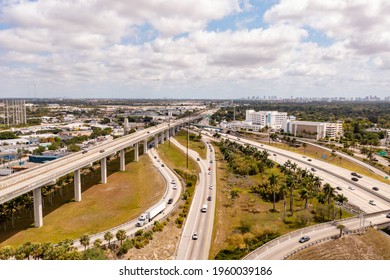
left=372, top=187, right=379, bottom=191
left=299, top=236, right=310, bottom=243
left=351, top=177, right=358, bottom=182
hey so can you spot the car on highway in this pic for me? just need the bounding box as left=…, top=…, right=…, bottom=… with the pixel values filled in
left=167, top=198, right=174, bottom=204
left=172, top=185, right=177, bottom=190
left=372, top=187, right=379, bottom=191
left=161, top=164, right=165, bottom=167
left=307, top=159, right=312, bottom=162
left=369, top=200, right=376, bottom=206
left=348, top=186, right=355, bottom=190
left=192, top=233, right=198, bottom=240
left=147, top=131, right=150, bottom=134
left=311, top=168, right=316, bottom=172
left=302, top=156, right=306, bottom=158
left=299, top=236, right=310, bottom=243
left=171, top=180, right=175, bottom=184
left=386, top=213, right=390, bottom=218
left=207, top=196, right=212, bottom=201
left=351, top=177, right=358, bottom=182
left=100, top=149, right=105, bottom=153
left=336, top=186, right=342, bottom=190
left=210, top=160, right=213, bottom=163
left=356, top=174, right=362, bottom=178
left=197, top=158, right=200, bottom=161
left=82, top=150, right=88, bottom=154
left=351, top=172, right=357, bottom=176
left=154, top=156, right=157, bottom=159
left=209, top=185, right=213, bottom=190
left=208, top=172, right=211, bottom=175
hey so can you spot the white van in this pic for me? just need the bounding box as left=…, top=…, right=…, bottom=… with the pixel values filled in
left=201, top=204, right=207, bottom=213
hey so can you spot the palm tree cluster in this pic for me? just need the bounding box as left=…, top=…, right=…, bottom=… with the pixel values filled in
left=218, top=139, right=274, bottom=176
left=0, top=239, right=81, bottom=260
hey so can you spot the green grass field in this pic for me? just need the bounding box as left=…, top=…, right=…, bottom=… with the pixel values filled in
left=174, top=130, right=207, bottom=159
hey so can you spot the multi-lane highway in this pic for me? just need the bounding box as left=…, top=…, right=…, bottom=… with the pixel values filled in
left=72, top=148, right=183, bottom=250
left=174, top=137, right=216, bottom=260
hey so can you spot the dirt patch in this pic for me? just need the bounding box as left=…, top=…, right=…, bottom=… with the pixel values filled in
left=289, top=228, right=390, bottom=260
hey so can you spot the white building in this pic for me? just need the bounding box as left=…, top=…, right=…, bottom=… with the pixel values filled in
left=245, top=110, right=288, bottom=130
left=282, top=119, right=343, bottom=140
left=220, top=120, right=262, bottom=131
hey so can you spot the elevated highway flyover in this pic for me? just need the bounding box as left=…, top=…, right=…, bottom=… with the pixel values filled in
left=0, top=116, right=202, bottom=228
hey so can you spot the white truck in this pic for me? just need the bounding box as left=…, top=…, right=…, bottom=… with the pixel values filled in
left=136, top=201, right=166, bottom=227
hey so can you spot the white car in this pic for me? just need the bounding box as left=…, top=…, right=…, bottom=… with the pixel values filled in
left=348, top=186, right=355, bottom=190
left=172, top=185, right=177, bottom=190
left=209, top=185, right=213, bottom=190
left=369, top=200, right=376, bottom=206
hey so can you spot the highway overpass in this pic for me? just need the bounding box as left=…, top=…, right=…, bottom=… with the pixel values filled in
left=0, top=116, right=202, bottom=228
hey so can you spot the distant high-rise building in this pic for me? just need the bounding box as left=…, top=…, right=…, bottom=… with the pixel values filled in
left=0, top=99, right=27, bottom=126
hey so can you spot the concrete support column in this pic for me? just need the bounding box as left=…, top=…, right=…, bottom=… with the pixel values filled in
left=33, top=187, right=43, bottom=228
left=161, top=132, right=165, bottom=144
left=166, top=130, right=169, bottom=141
left=134, top=143, right=139, bottom=162
left=171, top=128, right=175, bottom=136
left=143, top=139, right=147, bottom=154
left=74, top=169, right=81, bottom=202
left=154, top=134, right=159, bottom=148
left=120, top=149, right=126, bottom=171
left=101, top=157, right=107, bottom=184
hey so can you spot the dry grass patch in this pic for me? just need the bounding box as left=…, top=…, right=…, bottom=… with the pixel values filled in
left=289, top=228, right=390, bottom=260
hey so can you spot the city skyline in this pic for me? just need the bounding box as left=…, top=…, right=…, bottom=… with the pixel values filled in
left=1, top=0, right=390, bottom=99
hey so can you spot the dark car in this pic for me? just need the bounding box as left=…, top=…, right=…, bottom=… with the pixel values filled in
left=100, top=149, right=105, bottom=153
left=372, top=187, right=379, bottom=191
left=351, top=172, right=357, bottom=176
left=207, top=196, right=212, bottom=201
left=197, top=158, right=200, bottom=161
left=167, top=198, right=174, bottom=204
left=82, top=150, right=88, bottom=154
left=311, top=168, right=316, bottom=172
left=161, top=164, right=165, bottom=167
left=299, top=236, right=310, bottom=243
left=351, top=177, right=358, bottom=182
left=386, top=213, right=390, bottom=218
left=336, top=186, right=342, bottom=190
left=307, top=159, right=312, bottom=162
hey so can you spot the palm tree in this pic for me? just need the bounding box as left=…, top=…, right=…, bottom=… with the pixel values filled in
left=116, top=229, right=127, bottom=246
left=268, top=174, right=279, bottom=212
left=299, top=187, right=310, bottom=210
left=93, top=238, right=103, bottom=249
left=104, top=231, right=114, bottom=249
left=323, top=183, right=335, bottom=219
left=337, top=224, right=345, bottom=238
left=80, top=234, right=90, bottom=250
left=279, top=183, right=289, bottom=222
left=285, top=175, right=296, bottom=215
left=335, top=194, right=348, bottom=219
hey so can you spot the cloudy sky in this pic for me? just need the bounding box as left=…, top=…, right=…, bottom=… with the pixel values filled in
left=1, top=0, right=390, bottom=99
